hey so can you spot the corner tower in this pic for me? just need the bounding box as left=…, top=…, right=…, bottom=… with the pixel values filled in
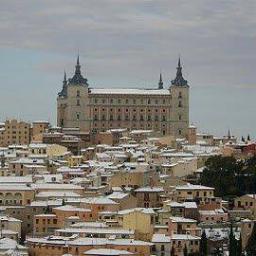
left=169, top=57, right=189, bottom=137
left=57, top=56, right=91, bottom=131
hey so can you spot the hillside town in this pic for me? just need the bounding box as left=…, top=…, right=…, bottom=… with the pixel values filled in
left=0, top=119, right=255, bottom=255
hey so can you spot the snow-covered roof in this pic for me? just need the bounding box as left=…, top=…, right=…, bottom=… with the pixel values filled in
left=0, top=184, right=33, bottom=191
left=169, top=216, right=197, bottom=223
left=134, top=187, right=164, bottom=193
left=31, top=183, right=83, bottom=190
left=71, top=222, right=108, bottom=228
left=53, top=205, right=91, bottom=212
left=107, top=192, right=129, bottom=200
left=26, top=236, right=152, bottom=246
left=81, top=197, right=119, bottom=205
left=84, top=248, right=133, bottom=255
left=36, top=191, right=81, bottom=198
left=90, top=88, right=170, bottom=95
left=118, top=208, right=155, bottom=215
left=152, top=233, right=200, bottom=242
left=152, top=233, right=171, bottom=243
left=175, top=183, right=214, bottom=191
left=56, top=227, right=134, bottom=235
left=0, top=176, right=32, bottom=184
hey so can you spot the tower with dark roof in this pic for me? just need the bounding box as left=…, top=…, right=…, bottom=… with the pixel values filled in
left=57, top=56, right=90, bottom=131
left=169, top=57, right=189, bottom=137
left=171, top=57, right=188, bottom=87
left=58, top=71, right=68, bottom=97
left=68, top=55, right=88, bottom=86
left=158, top=73, right=164, bottom=89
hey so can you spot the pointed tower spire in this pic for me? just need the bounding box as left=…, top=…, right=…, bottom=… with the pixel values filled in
left=158, top=73, right=163, bottom=89
left=227, top=129, right=231, bottom=139
left=75, top=55, right=81, bottom=75
left=171, top=56, right=188, bottom=86
left=58, top=70, right=68, bottom=97
left=69, top=55, right=88, bottom=85
left=63, top=71, right=67, bottom=85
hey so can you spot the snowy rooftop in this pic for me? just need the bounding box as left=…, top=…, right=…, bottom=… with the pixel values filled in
left=26, top=236, right=152, bottom=246
left=90, top=88, right=170, bottom=95
left=81, top=197, right=119, bottom=205
left=169, top=216, right=197, bottom=223
left=152, top=233, right=200, bottom=242
left=175, top=183, right=214, bottom=190
left=53, top=205, right=91, bottom=212
left=84, top=248, right=133, bottom=255
left=118, top=208, right=155, bottom=215
left=134, top=187, right=164, bottom=193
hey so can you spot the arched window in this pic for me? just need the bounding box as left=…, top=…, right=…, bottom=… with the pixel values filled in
left=77, top=90, right=80, bottom=97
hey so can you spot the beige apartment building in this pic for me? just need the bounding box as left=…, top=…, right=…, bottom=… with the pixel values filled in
left=31, top=121, right=49, bottom=142
left=0, top=119, right=50, bottom=147
left=57, top=57, right=189, bottom=137
left=0, top=119, right=30, bottom=146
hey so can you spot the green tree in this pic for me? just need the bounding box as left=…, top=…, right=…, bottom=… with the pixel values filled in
left=200, top=156, right=241, bottom=197
left=213, top=247, right=223, bottom=256
left=171, top=246, right=175, bottom=256
left=183, top=244, right=188, bottom=256
left=229, top=223, right=237, bottom=256
left=237, top=233, right=243, bottom=256
left=246, top=222, right=256, bottom=256
left=44, top=205, right=50, bottom=214
left=200, top=230, right=207, bottom=256
left=200, top=156, right=256, bottom=197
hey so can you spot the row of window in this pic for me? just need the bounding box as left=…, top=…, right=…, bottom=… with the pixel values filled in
left=6, top=136, right=28, bottom=139
left=93, top=115, right=168, bottom=122
left=94, top=98, right=170, bottom=104
left=31, top=149, right=46, bottom=154
left=152, top=240, right=199, bottom=251
left=6, top=126, right=29, bottom=129
left=76, top=99, right=184, bottom=107
left=6, top=131, right=28, bottom=134
left=35, top=218, right=58, bottom=224
left=95, top=108, right=167, bottom=113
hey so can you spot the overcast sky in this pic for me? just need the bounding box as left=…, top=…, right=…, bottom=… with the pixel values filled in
left=0, top=0, right=255, bottom=137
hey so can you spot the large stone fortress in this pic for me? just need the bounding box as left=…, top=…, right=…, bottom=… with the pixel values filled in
left=57, top=57, right=189, bottom=137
